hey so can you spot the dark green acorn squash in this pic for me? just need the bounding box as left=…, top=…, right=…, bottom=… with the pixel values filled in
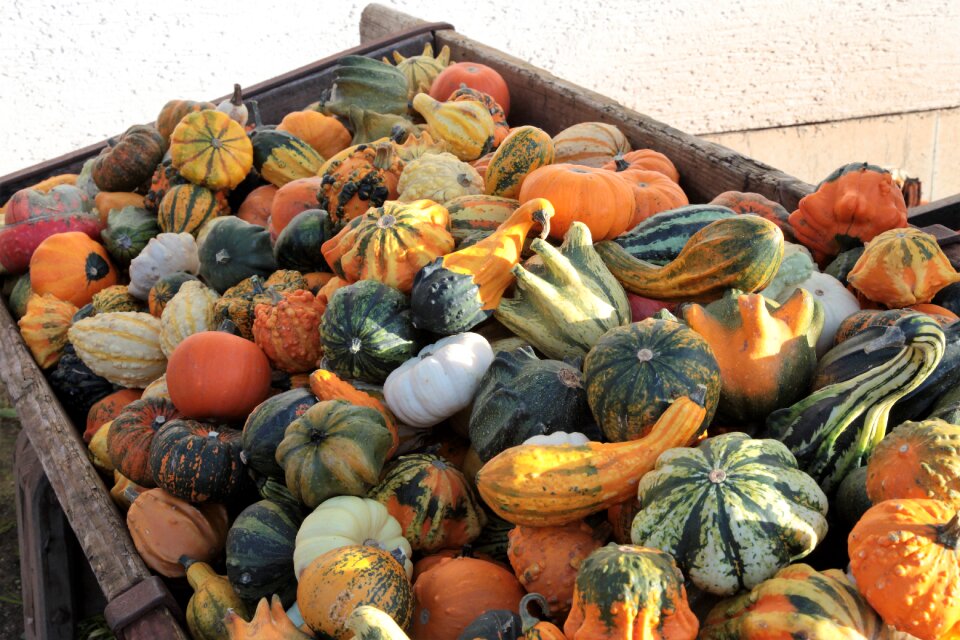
left=241, top=388, right=318, bottom=480
left=48, top=344, right=115, bottom=423
left=148, top=419, right=245, bottom=503
left=198, top=216, right=277, bottom=293
left=583, top=319, right=720, bottom=442
left=101, top=206, right=160, bottom=269
left=320, top=280, right=420, bottom=384
left=272, top=208, right=334, bottom=273
left=835, top=465, right=872, bottom=528
left=824, top=246, right=865, bottom=286
left=611, top=204, right=737, bottom=265
left=409, top=258, right=491, bottom=335
left=225, top=498, right=303, bottom=608
left=468, top=347, right=594, bottom=462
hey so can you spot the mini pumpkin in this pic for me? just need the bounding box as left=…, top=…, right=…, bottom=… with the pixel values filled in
left=551, top=122, right=631, bottom=168
left=866, top=419, right=960, bottom=507
left=397, top=152, right=484, bottom=203
left=29, top=232, right=117, bottom=307
left=108, top=397, right=183, bottom=486
left=449, top=85, right=510, bottom=147
left=157, top=183, right=230, bottom=236
left=277, top=110, right=352, bottom=158
left=412, top=93, right=496, bottom=162
left=429, top=61, right=510, bottom=116
left=148, top=419, right=244, bottom=503
left=92, top=124, right=167, bottom=192
left=159, top=280, right=220, bottom=357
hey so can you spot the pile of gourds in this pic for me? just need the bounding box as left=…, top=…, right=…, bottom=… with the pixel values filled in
left=4, top=41, right=960, bottom=640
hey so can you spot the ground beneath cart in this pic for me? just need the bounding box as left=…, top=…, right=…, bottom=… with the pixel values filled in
left=0, top=389, right=24, bottom=640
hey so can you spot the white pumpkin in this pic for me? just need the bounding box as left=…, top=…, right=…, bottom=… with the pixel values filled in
left=128, top=232, right=200, bottom=299
left=383, top=332, right=494, bottom=429
left=293, top=496, right=412, bottom=579
left=522, top=431, right=591, bottom=446
left=775, top=271, right=860, bottom=357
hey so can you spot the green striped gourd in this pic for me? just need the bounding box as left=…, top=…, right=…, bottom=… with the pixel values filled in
left=484, top=126, right=555, bottom=198
left=495, top=221, right=630, bottom=359
left=158, top=184, right=229, bottom=236
left=765, top=313, right=945, bottom=493
left=250, top=129, right=325, bottom=188
left=445, top=194, right=519, bottom=243
left=630, top=432, right=828, bottom=596
left=596, top=215, right=784, bottom=302
left=68, top=312, right=166, bottom=388
left=610, top=204, right=736, bottom=265
left=226, top=499, right=303, bottom=608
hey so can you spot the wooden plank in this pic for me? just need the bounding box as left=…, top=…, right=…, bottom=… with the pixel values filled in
left=360, top=4, right=815, bottom=211
left=0, top=301, right=188, bottom=639
left=909, top=193, right=960, bottom=229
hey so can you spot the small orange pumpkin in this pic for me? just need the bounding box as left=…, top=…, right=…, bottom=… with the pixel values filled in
left=617, top=169, right=689, bottom=227
left=318, top=143, right=404, bottom=225
left=866, top=420, right=960, bottom=507
left=237, top=184, right=277, bottom=228
left=603, top=149, right=679, bottom=183
left=277, top=110, right=352, bottom=159
left=268, top=176, right=325, bottom=241
left=29, top=232, right=118, bottom=307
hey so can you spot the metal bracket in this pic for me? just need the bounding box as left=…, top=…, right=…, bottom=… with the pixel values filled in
left=104, top=576, right=184, bottom=639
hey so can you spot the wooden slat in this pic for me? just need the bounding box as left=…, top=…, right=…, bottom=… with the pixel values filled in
left=908, top=193, right=960, bottom=229
left=360, top=3, right=816, bottom=211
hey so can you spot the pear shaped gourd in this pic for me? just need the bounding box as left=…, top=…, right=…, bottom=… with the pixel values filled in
left=682, top=288, right=823, bottom=422
left=495, top=221, right=630, bottom=359
left=412, top=93, right=495, bottom=161
left=183, top=557, right=249, bottom=640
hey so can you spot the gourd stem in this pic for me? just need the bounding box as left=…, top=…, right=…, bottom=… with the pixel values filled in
left=372, top=142, right=395, bottom=170
left=940, top=511, right=960, bottom=549
left=613, top=155, right=629, bottom=172
left=519, top=592, right=552, bottom=633
left=230, top=84, right=243, bottom=106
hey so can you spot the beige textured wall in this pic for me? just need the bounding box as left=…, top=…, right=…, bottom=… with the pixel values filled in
left=1, top=0, right=957, bottom=197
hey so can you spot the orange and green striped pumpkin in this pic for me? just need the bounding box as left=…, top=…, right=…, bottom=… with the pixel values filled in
left=583, top=318, right=721, bottom=442
left=551, top=122, right=630, bottom=168
left=157, top=183, right=230, bottom=236
left=147, top=272, right=200, bottom=318
left=170, top=110, right=253, bottom=191
left=321, top=199, right=454, bottom=294
left=445, top=193, right=519, bottom=243
left=148, top=419, right=244, bottom=503
left=484, top=125, right=555, bottom=198
left=298, top=545, right=413, bottom=639
left=107, top=398, right=183, bottom=487
left=91, top=285, right=142, bottom=313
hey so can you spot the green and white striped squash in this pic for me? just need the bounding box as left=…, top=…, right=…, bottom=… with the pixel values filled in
left=68, top=312, right=166, bottom=388
left=611, top=204, right=737, bottom=265
left=159, top=281, right=220, bottom=357
left=484, top=126, right=555, bottom=198
left=630, top=432, right=829, bottom=596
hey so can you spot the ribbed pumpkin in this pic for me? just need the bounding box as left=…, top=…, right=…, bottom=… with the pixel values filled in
left=449, top=85, right=510, bottom=147
left=789, top=162, right=908, bottom=265
left=147, top=271, right=200, bottom=317
left=68, top=312, right=166, bottom=388
left=397, top=152, right=483, bottom=204
left=602, top=149, right=680, bottom=183
left=251, top=129, right=325, bottom=188
left=484, top=126, right=555, bottom=198
left=277, top=110, right=351, bottom=158
left=126, top=487, right=229, bottom=578
left=847, top=227, right=960, bottom=307
left=320, top=280, right=420, bottom=384
left=507, top=520, right=603, bottom=618
left=30, top=231, right=117, bottom=307
left=156, top=99, right=216, bottom=142
left=107, top=397, right=183, bottom=486
left=101, top=205, right=161, bottom=268
left=368, top=454, right=486, bottom=553
left=617, top=169, right=689, bottom=227
left=148, top=419, right=244, bottom=502
left=91, top=285, right=142, bottom=314
left=710, top=190, right=796, bottom=241
left=322, top=200, right=454, bottom=293
left=18, top=293, right=77, bottom=369
left=224, top=596, right=312, bottom=640
left=597, top=216, right=784, bottom=302
left=319, top=143, right=404, bottom=225
left=411, top=554, right=525, bottom=640
left=92, top=124, right=166, bottom=192
left=170, top=110, right=253, bottom=190
left=252, top=289, right=324, bottom=373
left=84, top=388, right=142, bottom=443
left=412, top=93, right=495, bottom=162
left=700, top=564, right=887, bottom=640
left=552, top=122, right=631, bottom=168
left=157, top=183, right=229, bottom=236
left=275, top=400, right=393, bottom=508
left=519, top=164, right=635, bottom=241
left=214, top=270, right=305, bottom=339
left=564, top=544, right=698, bottom=640
left=866, top=419, right=960, bottom=507
left=583, top=318, right=720, bottom=442
left=631, top=432, right=829, bottom=595
left=236, top=184, right=276, bottom=227
left=849, top=499, right=960, bottom=640
left=298, top=545, right=414, bottom=639
left=682, top=288, right=822, bottom=422
left=159, top=280, right=220, bottom=357
left=183, top=557, right=248, bottom=640
left=166, top=330, right=271, bottom=422
left=226, top=499, right=303, bottom=608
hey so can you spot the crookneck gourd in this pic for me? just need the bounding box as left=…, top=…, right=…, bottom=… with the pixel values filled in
left=765, top=313, right=945, bottom=494
left=596, top=215, right=784, bottom=302
left=476, top=395, right=706, bottom=526
left=682, top=287, right=823, bottom=423
left=410, top=198, right=553, bottom=335
left=495, top=221, right=630, bottom=359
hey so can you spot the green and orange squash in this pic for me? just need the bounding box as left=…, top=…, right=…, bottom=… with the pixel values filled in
left=170, top=110, right=253, bottom=190
left=445, top=194, right=519, bottom=243
left=484, top=126, right=554, bottom=198
left=100, top=205, right=161, bottom=268
left=240, top=387, right=317, bottom=480
left=17, top=293, right=78, bottom=369
left=148, top=419, right=244, bottom=503
left=156, top=99, right=216, bottom=142
left=318, top=142, right=404, bottom=225
left=107, top=397, right=183, bottom=487
left=92, top=124, right=167, bottom=192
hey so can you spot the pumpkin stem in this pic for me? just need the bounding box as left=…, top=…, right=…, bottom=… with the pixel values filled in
left=460, top=544, right=474, bottom=559
left=372, top=142, right=396, bottom=170
left=230, top=84, right=243, bottom=106
left=519, top=592, right=553, bottom=633
left=939, top=511, right=960, bottom=549
left=613, top=154, right=630, bottom=172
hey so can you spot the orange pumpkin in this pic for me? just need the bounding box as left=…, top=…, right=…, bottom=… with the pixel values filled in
left=84, top=388, right=142, bottom=443
left=848, top=499, right=960, bottom=640
left=29, top=232, right=118, bottom=307
left=616, top=169, right=688, bottom=227
left=252, top=289, right=325, bottom=373
left=237, top=184, right=278, bottom=228
left=277, top=110, right=351, bottom=159
left=411, top=554, right=526, bottom=640
left=268, top=176, right=325, bottom=241
left=603, top=149, right=680, bottom=183
left=429, top=61, right=511, bottom=116
left=166, top=331, right=272, bottom=422
left=866, top=420, right=960, bottom=507
left=518, top=164, right=635, bottom=240
left=17, top=293, right=77, bottom=369
left=507, top=520, right=604, bottom=617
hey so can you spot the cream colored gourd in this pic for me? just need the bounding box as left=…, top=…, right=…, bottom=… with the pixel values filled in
left=346, top=605, right=411, bottom=640
left=383, top=332, right=495, bottom=429
left=128, top=232, right=200, bottom=299
left=141, top=374, right=170, bottom=401
left=523, top=431, right=591, bottom=446
left=411, top=93, right=495, bottom=161
left=552, top=122, right=630, bottom=167
left=775, top=271, right=860, bottom=356
left=68, top=312, right=166, bottom=388
left=397, top=152, right=483, bottom=203
left=294, top=496, right=413, bottom=579
left=159, top=281, right=220, bottom=357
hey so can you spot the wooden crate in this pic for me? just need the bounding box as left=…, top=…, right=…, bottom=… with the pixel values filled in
left=0, top=5, right=836, bottom=638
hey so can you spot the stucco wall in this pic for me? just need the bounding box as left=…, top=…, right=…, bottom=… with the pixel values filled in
left=2, top=0, right=958, bottom=197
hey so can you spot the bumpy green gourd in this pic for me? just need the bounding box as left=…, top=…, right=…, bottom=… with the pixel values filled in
left=495, top=222, right=630, bottom=359
left=765, top=313, right=945, bottom=493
